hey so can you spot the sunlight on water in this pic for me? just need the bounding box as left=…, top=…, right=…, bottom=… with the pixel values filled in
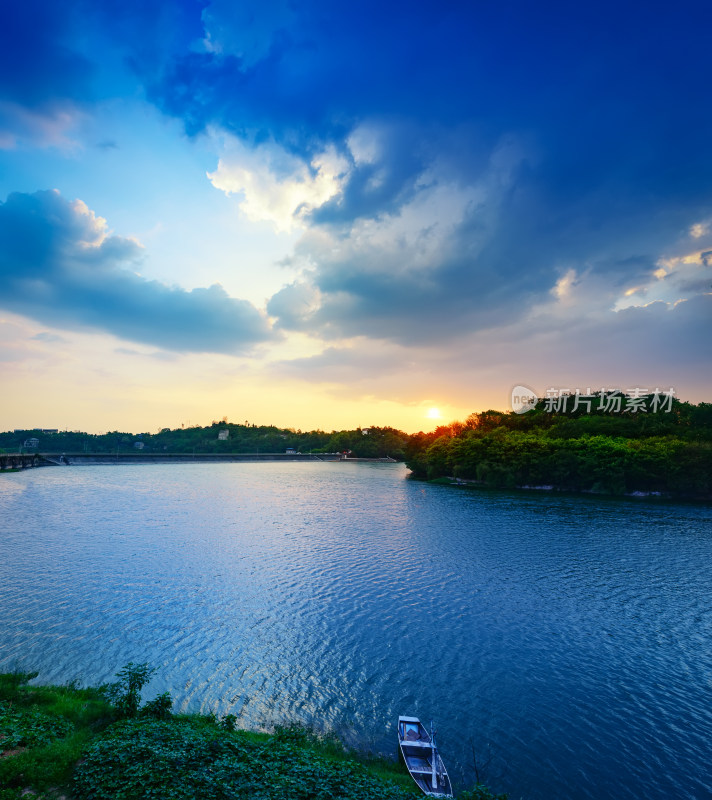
left=1, top=462, right=712, bottom=799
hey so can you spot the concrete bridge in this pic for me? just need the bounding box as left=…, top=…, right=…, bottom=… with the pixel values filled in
left=34, top=452, right=347, bottom=465
left=1, top=452, right=398, bottom=469
left=0, top=453, right=43, bottom=470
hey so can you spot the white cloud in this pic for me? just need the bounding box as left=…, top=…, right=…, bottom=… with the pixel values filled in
left=346, top=123, right=384, bottom=166
left=551, top=268, right=578, bottom=302
left=0, top=190, right=274, bottom=353
left=690, top=221, right=710, bottom=239
left=266, top=132, right=532, bottom=336
left=614, top=245, right=712, bottom=310
left=208, top=136, right=350, bottom=232
left=328, top=178, right=480, bottom=273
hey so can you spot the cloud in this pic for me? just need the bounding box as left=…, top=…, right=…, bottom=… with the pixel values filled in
left=147, top=2, right=473, bottom=146
left=208, top=135, right=349, bottom=232
left=134, top=2, right=712, bottom=252
left=263, top=292, right=712, bottom=414
left=4, top=1, right=710, bottom=392
left=138, top=3, right=712, bottom=188
left=32, top=332, right=68, bottom=343
left=690, top=222, right=710, bottom=240
left=0, top=101, right=83, bottom=150
left=0, top=190, right=275, bottom=354
left=259, top=102, right=712, bottom=346
left=114, top=347, right=178, bottom=362
left=613, top=241, right=712, bottom=311
left=265, top=136, right=557, bottom=343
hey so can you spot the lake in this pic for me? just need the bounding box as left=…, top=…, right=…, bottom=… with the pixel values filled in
left=1, top=462, right=711, bottom=798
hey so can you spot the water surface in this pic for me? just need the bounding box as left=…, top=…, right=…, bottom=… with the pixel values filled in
left=1, top=462, right=711, bottom=799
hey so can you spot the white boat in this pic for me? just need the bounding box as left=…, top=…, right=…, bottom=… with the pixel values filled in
left=398, top=716, right=453, bottom=798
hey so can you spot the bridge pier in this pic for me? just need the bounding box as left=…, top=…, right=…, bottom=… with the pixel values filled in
left=0, top=453, right=42, bottom=470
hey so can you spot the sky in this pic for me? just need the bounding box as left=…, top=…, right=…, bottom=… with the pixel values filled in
left=1, top=0, right=711, bottom=434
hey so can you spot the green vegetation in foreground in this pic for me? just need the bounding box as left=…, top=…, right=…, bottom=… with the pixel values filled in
left=0, top=667, right=506, bottom=800
left=405, top=396, right=712, bottom=499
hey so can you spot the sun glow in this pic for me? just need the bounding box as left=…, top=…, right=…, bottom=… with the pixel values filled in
left=426, top=407, right=442, bottom=420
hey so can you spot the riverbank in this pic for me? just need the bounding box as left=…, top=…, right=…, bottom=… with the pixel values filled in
left=427, top=475, right=676, bottom=500
left=0, top=670, right=504, bottom=800
left=1, top=453, right=400, bottom=470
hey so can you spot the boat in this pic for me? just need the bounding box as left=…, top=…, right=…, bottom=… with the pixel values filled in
left=398, top=715, right=453, bottom=798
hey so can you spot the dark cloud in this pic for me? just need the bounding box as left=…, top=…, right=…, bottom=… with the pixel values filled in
left=136, top=2, right=712, bottom=195
left=586, top=295, right=712, bottom=371
left=266, top=159, right=654, bottom=343
left=0, top=0, right=200, bottom=145
left=147, top=2, right=468, bottom=148
left=9, top=1, right=711, bottom=219
left=310, top=122, right=434, bottom=226
left=0, top=190, right=275, bottom=354
left=265, top=130, right=712, bottom=346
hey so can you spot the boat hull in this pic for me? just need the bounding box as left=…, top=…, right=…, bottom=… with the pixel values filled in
left=398, top=716, right=453, bottom=798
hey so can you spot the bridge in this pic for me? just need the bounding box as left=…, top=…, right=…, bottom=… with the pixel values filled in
left=1, top=452, right=397, bottom=469
left=0, top=453, right=43, bottom=470
left=35, top=452, right=346, bottom=465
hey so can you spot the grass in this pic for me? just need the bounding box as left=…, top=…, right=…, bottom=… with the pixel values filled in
left=0, top=670, right=507, bottom=800
left=0, top=671, right=423, bottom=800
left=0, top=672, right=113, bottom=798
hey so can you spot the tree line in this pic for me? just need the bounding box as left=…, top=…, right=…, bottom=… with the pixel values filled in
left=404, top=395, right=712, bottom=499
left=4, top=394, right=711, bottom=497
left=0, top=422, right=408, bottom=460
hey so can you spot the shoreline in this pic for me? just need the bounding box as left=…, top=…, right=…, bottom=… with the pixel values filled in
left=0, top=669, right=502, bottom=800
left=425, top=475, right=712, bottom=503
left=2, top=453, right=399, bottom=469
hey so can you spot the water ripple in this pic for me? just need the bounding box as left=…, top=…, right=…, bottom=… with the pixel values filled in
left=1, top=464, right=712, bottom=798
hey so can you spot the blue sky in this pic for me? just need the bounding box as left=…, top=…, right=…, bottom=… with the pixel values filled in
left=1, top=0, right=710, bottom=432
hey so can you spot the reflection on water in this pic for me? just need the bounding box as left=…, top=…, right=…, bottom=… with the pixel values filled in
left=1, top=462, right=712, bottom=799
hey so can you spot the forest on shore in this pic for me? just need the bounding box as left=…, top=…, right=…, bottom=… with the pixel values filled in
left=0, top=422, right=408, bottom=460
left=404, top=394, right=712, bottom=499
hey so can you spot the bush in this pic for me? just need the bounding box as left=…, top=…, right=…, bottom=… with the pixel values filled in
left=0, top=671, right=38, bottom=702
left=0, top=701, right=73, bottom=754
left=219, top=713, right=237, bottom=731
left=141, top=691, right=173, bottom=720
left=73, top=717, right=418, bottom=800
left=102, top=662, right=155, bottom=718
